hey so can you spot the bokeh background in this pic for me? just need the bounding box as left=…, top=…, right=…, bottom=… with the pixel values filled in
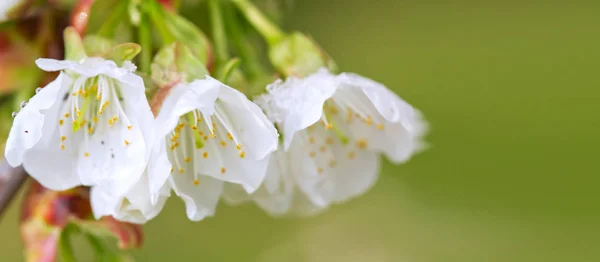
left=1, top=0, right=599, bottom=261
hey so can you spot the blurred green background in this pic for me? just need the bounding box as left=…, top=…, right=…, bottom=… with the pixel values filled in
left=2, top=0, right=600, bottom=261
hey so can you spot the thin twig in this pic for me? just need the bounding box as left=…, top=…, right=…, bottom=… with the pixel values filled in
left=0, top=160, right=28, bottom=221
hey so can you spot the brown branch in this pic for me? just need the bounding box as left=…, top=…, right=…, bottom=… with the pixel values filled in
left=0, top=160, right=28, bottom=221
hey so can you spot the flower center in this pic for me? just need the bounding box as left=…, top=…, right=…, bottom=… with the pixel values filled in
left=167, top=107, right=245, bottom=186
left=58, top=76, right=132, bottom=155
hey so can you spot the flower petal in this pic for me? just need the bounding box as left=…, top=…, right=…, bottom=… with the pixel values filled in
left=170, top=175, right=223, bottom=221
left=263, top=69, right=337, bottom=150
left=154, top=79, right=220, bottom=138
left=333, top=74, right=428, bottom=163
left=4, top=73, right=68, bottom=167
left=215, top=81, right=278, bottom=160
left=288, top=127, right=381, bottom=207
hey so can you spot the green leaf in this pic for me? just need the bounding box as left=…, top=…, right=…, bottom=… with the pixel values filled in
left=268, top=32, right=336, bottom=77
left=163, top=11, right=211, bottom=65
left=216, top=58, right=241, bottom=83
left=83, top=35, right=116, bottom=57
left=102, top=43, right=142, bottom=66
left=151, top=42, right=209, bottom=87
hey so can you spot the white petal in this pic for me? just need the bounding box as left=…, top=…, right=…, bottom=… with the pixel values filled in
left=4, top=73, right=68, bottom=167
left=288, top=127, right=381, bottom=207
left=77, top=121, right=146, bottom=196
left=146, top=138, right=172, bottom=204
left=334, top=73, right=428, bottom=163
left=36, top=58, right=130, bottom=78
left=263, top=70, right=337, bottom=150
left=249, top=151, right=295, bottom=216
left=170, top=175, right=223, bottom=221
left=154, top=79, right=220, bottom=138
left=90, top=176, right=169, bottom=224
left=198, top=82, right=277, bottom=192
left=215, top=80, right=278, bottom=160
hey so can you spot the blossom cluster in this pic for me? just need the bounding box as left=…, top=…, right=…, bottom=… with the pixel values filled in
left=6, top=58, right=426, bottom=223
left=3, top=0, right=428, bottom=225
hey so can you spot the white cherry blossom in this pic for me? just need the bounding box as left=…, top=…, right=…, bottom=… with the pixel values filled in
left=250, top=68, right=426, bottom=210
left=5, top=58, right=154, bottom=196
left=154, top=76, right=278, bottom=221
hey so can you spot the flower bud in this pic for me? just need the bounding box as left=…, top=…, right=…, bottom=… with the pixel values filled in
left=269, top=32, right=337, bottom=78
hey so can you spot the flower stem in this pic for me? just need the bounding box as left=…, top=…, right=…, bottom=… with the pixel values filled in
left=0, top=161, right=26, bottom=222
left=139, top=11, right=152, bottom=74
left=97, top=0, right=128, bottom=37
left=208, top=0, right=229, bottom=66
left=145, top=0, right=176, bottom=45
left=224, top=5, right=264, bottom=80
left=230, top=0, right=285, bottom=46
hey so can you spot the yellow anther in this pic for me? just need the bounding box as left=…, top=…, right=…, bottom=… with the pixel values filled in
left=124, top=140, right=131, bottom=146
left=325, top=123, right=333, bottom=130
left=112, top=116, right=119, bottom=122
left=309, top=137, right=315, bottom=144
left=236, top=144, right=242, bottom=150
left=127, top=125, right=132, bottom=130
left=309, top=151, right=316, bottom=158
left=221, top=167, right=226, bottom=174
left=227, top=133, right=233, bottom=140
left=185, top=157, right=191, bottom=163
left=329, top=160, right=337, bottom=168
left=84, top=152, right=90, bottom=157
left=76, top=110, right=82, bottom=117
left=64, top=113, right=70, bottom=118
left=108, top=119, right=114, bottom=125
left=220, top=140, right=227, bottom=147
left=61, top=144, right=65, bottom=150
left=239, top=151, right=245, bottom=158
left=72, top=92, right=77, bottom=97
left=198, top=131, right=204, bottom=136
left=356, top=139, right=368, bottom=149
left=77, top=89, right=83, bottom=95
left=170, top=167, right=174, bottom=173
left=203, top=152, right=208, bottom=159
left=365, top=116, right=373, bottom=126
left=61, top=136, right=66, bottom=142
left=88, top=127, right=94, bottom=134
left=192, top=125, right=198, bottom=130
left=96, top=95, right=101, bottom=100
left=317, top=167, right=324, bottom=174
left=93, top=116, right=99, bottom=123
left=209, top=133, right=217, bottom=138
left=179, top=168, right=185, bottom=173
left=211, top=128, right=216, bottom=134
left=59, top=120, right=64, bottom=126
left=203, top=136, right=209, bottom=141
left=320, top=145, right=327, bottom=153
left=348, top=151, right=357, bottom=159
left=193, top=179, right=200, bottom=185
left=376, top=123, right=384, bottom=130
left=326, top=137, right=334, bottom=145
